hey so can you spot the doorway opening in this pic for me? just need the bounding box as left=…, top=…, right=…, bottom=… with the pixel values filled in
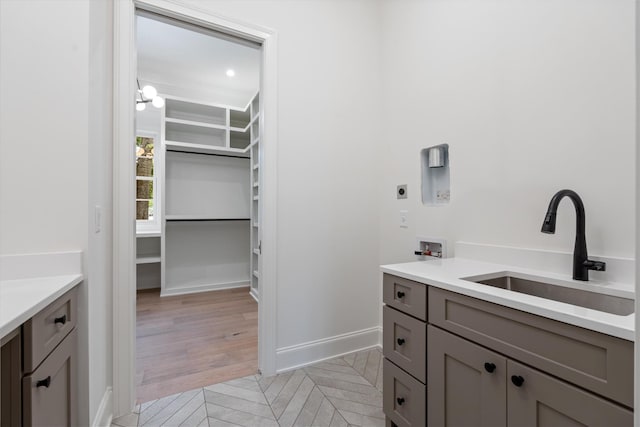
left=113, top=1, right=277, bottom=415
left=133, top=10, right=262, bottom=404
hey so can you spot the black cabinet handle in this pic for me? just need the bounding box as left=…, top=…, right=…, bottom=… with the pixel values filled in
left=54, top=314, right=67, bottom=325
left=396, top=338, right=405, bottom=346
left=511, top=375, right=525, bottom=387
left=396, top=397, right=405, bottom=406
left=484, top=362, right=496, bottom=373
left=36, top=376, right=51, bottom=388
left=396, top=291, right=405, bottom=299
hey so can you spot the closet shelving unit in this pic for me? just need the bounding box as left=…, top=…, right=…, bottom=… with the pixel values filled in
left=249, top=93, right=262, bottom=301
left=249, top=93, right=261, bottom=302
left=160, top=93, right=261, bottom=297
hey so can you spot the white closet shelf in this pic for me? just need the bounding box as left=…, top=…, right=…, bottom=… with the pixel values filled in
left=136, top=176, right=154, bottom=181
left=165, top=141, right=250, bottom=158
left=165, top=117, right=226, bottom=130
left=136, top=256, right=161, bottom=265
left=253, top=196, right=259, bottom=201
left=165, top=215, right=251, bottom=222
left=253, top=222, right=259, bottom=228
left=230, top=125, right=251, bottom=133
left=252, top=164, right=259, bottom=170
left=253, top=182, right=259, bottom=188
left=137, top=230, right=161, bottom=238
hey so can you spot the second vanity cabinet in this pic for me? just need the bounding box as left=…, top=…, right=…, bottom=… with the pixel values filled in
left=0, top=286, right=78, bottom=427
left=381, top=274, right=634, bottom=427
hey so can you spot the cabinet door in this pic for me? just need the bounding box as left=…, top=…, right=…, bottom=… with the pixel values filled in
left=1, top=329, right=21, bottom=427
left=427, top=325, right=507, bottom=427
left=507, top=359, right=632, bottom=427
left=23, top=329, right=76, bottom=427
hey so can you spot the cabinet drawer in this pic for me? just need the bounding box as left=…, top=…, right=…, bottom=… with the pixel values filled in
left=383, top=306, right=426, bottom=382
left=23, top=328, right=77, bottom=427
left=383, top=358, right=425, bottom=427
left=23, top=288, right=77, bottom=373
left=429, top=287, right=634, bottom=408
left=383, top=274, right=427, bottom=321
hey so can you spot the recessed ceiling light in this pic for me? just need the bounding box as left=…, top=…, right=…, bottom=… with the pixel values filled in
left=226, top=69, right=235, bottom=77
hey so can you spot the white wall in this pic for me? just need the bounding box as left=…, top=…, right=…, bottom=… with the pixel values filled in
left=379, top=0, right=636, bottom=267
left=0, top=0, right=89, bottom=254
left=180, top=0, right=384, bottom=351
left=88, top=0, right=114, bottom=422
left=0, top=0, right=113, bottom=424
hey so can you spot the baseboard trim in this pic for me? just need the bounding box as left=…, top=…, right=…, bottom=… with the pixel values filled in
left=92, top=387, right=113, bottom=427
left=249, top=287, right=259, bottom=303
left=276, top=327, right=380, bottom=373
left=160, top=281, right=250, bottom=297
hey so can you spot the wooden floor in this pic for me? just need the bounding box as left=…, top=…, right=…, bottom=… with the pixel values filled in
left=136, top=287, right=258, bottom=404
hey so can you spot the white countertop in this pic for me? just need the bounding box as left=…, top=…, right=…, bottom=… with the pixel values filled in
left=0, top=274, right=82, bottom=340
left=381, top=257, right=635, bottom=341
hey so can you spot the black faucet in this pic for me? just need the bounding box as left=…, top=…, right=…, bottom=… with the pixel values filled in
left=541, top=189, right=606, bottom=281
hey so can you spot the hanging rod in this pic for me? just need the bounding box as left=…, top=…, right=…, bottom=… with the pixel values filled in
left=167, top=148, right=250, bottom=159
left=166, top=218, right=251, bottom=222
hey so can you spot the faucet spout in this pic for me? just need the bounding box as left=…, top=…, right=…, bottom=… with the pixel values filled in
left=540, top=189, right=605, bottom=281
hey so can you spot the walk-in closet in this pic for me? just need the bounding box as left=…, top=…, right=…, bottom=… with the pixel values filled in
left=133, top=12, right=262, bottom=403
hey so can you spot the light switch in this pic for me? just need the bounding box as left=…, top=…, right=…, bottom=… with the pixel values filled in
left=399, top=210, right=409, bottom=228
left=95, top=205, right=101, bottom=233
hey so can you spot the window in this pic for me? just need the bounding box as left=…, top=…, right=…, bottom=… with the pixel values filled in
left=136, top=135, right=159, bottom=230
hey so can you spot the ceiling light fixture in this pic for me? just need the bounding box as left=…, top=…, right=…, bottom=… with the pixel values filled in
left=136, top=79, right=164, bottom=110
left=226, top=69, right=235, bottom=77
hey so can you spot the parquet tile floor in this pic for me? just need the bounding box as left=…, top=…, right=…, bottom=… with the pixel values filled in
left=113, top=347, right=384, bottom=427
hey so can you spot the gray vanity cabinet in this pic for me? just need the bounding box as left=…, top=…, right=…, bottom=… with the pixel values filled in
left=0, top=286, right=78, bottom=427
left=382, top=273, right=634, bottom=427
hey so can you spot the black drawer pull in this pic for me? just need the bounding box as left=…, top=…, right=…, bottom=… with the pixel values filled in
left=396, top=338, right=405, bottom=346
left=54, top=314, right=67, bottom=325
left=484, top=362, right=496, bottom=373
left=511, top=375, right=525, bottom=387
left=396, top=291, right=405, bottom=299
left=36, top=376, right=51, bottom=388
left=396, top=397, right=405, bottom=406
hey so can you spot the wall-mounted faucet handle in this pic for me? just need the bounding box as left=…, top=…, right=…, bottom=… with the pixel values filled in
left=584, top=260, right=606, bottom=272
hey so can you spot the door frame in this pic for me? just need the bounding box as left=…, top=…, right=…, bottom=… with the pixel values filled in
left=112, top=0, right=278, bottom=416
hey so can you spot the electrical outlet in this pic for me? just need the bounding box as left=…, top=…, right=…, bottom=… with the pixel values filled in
left=397, top=184, right=407, bottom=199
left=399, top=210, right=409, bottom=228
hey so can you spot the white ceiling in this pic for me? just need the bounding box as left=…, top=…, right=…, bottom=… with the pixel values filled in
left=136, top=15, right=260, bottom=108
